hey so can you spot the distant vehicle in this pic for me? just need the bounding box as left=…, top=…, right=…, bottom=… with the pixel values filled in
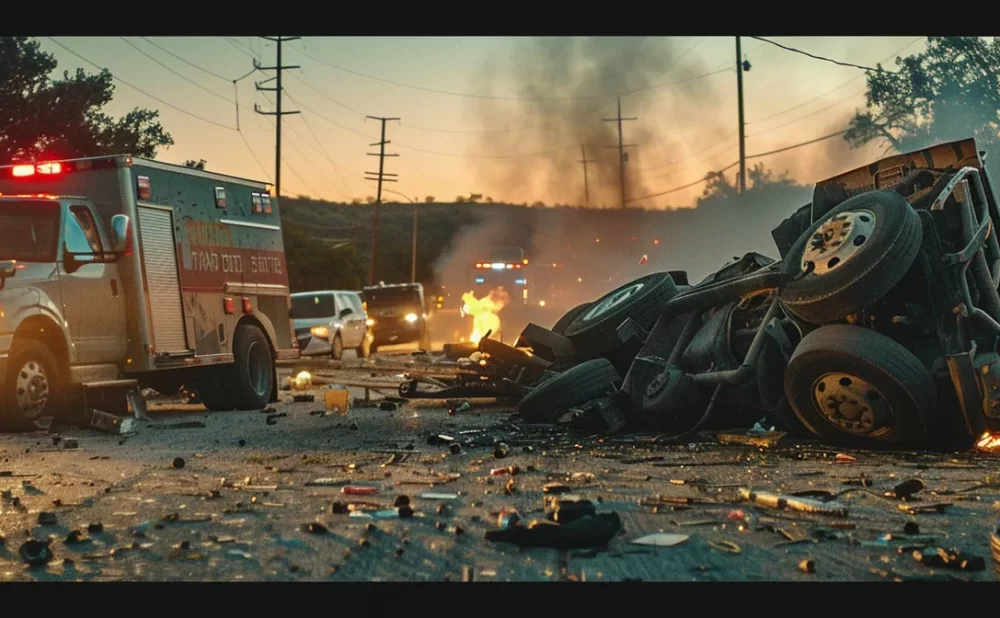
left=362, top=283, right=431, bottom=352
left=469, top=246, right=529, bottom=305
left=0, top=155, right=297, bottom=430
left=290, top=291, right=370, bottom=360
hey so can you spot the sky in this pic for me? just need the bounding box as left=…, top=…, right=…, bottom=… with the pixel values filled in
left=38, top=36, right=928, bottom=208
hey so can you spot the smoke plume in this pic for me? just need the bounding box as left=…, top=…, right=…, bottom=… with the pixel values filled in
left=470, top=37, right=727, bottom=207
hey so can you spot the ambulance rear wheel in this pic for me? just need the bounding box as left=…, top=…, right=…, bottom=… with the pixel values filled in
left=0, top=340, right=64, bottom=431
left=232, top=324, right=275, bottom=410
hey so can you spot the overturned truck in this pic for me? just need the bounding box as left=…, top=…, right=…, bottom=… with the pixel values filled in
left=422, top=138, right=1000, bottom=452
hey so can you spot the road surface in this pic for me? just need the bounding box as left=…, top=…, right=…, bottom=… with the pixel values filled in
left=0, top=357, right=997, bottom=582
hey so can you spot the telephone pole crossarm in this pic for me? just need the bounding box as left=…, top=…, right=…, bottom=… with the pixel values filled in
left=602, top=96, right=638, bottom=208
left=251, top=36, right=301, bottom=199
left=363, top=116, right=401, bottom=285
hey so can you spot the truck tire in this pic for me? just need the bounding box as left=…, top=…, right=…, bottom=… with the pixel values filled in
left=516, top=358, right=620, bottom=423
left=552, top=302, right=593, bottom=335
left=0, top=339, right=64, bottom=431
left=784, top=324, right=936, bottom=449
left=196, top=369, right=235, bottom=412
left=563, top=272, right=679, bottom=360
left=231, top=324, right=275, bottom=410
left=778, top=191, right=923, bottom=325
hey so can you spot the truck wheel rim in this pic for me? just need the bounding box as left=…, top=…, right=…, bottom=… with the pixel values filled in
left=15, top=360, right=49, bottom=418
left=812, top=371, right=893, bottom=436
left=800, top=210, right=876, bottom=276
left=582, top=283, right=644, bottom=322
left=246, top=341, right=270, bottom=397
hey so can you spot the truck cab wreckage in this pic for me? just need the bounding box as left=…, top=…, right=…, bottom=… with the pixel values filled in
left=406, top=138, right=1000, bottom=452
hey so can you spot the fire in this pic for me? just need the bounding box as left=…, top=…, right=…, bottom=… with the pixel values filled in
left=461, top=287, right=510, bottom=344
left=976, top=431, right=1000, bottom=452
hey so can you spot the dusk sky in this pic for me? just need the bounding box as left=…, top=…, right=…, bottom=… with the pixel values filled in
left=40, top=36, right=927, bottom=208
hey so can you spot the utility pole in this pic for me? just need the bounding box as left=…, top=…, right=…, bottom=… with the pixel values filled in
left=364, top=116, right=400, bottom=285
left=736, top=36, right=747, bottom=194
left=603, top=97, right=637, bottom=208
left=577, top=144, right=596, bottom=207
left=411, top=200, right=418, bottom=283
left=253, top=36, right=300, bottom=199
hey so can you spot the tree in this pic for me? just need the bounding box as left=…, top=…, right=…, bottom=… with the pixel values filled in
left=350, top=198, right=363, bottom=205
left=844, top=37, right=1000, bottom=165
left=0, top=37, right=173, bottom=164
left=184, top=159, right=206, bottom=170
left=365, top=195, right=376, bottom=204
left=424, top=195, right=435, bottom=203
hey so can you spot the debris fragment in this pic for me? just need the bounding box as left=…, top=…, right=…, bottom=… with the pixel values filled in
left=293, top=394, right=315, bottom=403
left=170, top=457, right=185, bottom=470
left=341, top=486, right=378, bottom=496
left=632, top=533, right=689, bottom=547
left=65, top=531, right=90, bottom=545
left=717, top=430, right=785, bottom=448
left=19, top=539, right=53, bottom=566
left=708, top=540, right=742, bottom=554
left=420, top=493, right=458, bottom=500
left=62, top=439, right=79, bottom=449
left=834, top=453, right=857, bottom=464
left=898, top=503, right=951, bottom=515
left=301, top=522, right=328, bottom=535
left=485, top=512, right=622, bottom=550
left=450, top=443, right=463, bottom=455
left=904, top=521, right=920, bottom=535
left=37, top=512, right=57, bottom=525
left=887, top=479, right=925, bottom=500
left=490, top=465, right=520, bottom=477
left=88, top=523, right=104, bottom=534
left=493, top=443, right=510, bottom=459
left=913, top=547, right=986, bottom=572
left=739, top=488, right=849, bottom=517
left=543, top=483, right=571, bottom=494
left=379, top=401, right=398, bottom=412
left=305, top=478, right=350, bottom=487
left=798, top=559, right=816, bottom=574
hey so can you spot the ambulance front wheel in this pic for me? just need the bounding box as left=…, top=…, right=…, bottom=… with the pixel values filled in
left=231, top=323, right=275, bottom=410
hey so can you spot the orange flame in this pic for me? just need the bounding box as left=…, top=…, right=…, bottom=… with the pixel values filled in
left=461, top=287, right=510, bottom=344
left=976, top=432, right=1000, bottom=452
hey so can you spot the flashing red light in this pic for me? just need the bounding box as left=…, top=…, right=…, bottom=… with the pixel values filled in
left=12, top=165, right=34, bottom=177
left=223, top=297, right=235, bottom=315
left=515, top=264, right=521, bottom=269
left=475, top=263, right=483, bottom=268
left=653, top=239, right=660, bottom=245
left=242, top=297, right=252, bottom=314
left=37, top=162, right=61, bottom=174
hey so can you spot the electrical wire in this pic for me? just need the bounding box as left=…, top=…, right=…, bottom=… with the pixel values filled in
left=119, top=37, right=234, bottom=104
left=747, top=88, right=866, bottom=138
left=746, top=37, right=922, bottom=126
left=291, top=44, right=730, bottom=102
left=626, top=128, right=848, bottom=203
left=138, top=37, right=232, bottom=82
left=237, top=129, right=271, bottom=181
left=750, top=37, right=893, bottom=73
left=46, top=37, right=236, bottom=130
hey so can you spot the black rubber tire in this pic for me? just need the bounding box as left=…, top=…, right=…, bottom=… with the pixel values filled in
left=779, top=190, right=923, bottom=325
left=196, top=368, right=235, bottom=412
left=516, top=358, right=620, bottom=423
left=784, top=324, right=936, bottom=449
left=563, top=272, right=680, bottom=360
left=552, top=302, right=593, bottom=335
left=231, top=324, right=275, bottom=410
left=330, top=334, right=344, bottom=361
left=641, top=367, right=704, bottom=433
left=0, top=339, right=64, bottom=431
left=621, top=312, right=690, bottom=410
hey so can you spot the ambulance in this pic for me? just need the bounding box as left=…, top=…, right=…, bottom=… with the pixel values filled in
left=0, top=155, right=298, bottom=430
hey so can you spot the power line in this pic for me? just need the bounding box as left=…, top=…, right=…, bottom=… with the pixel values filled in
left=747, top=88, right=866, bottom=138
left=746, top=37, right=922, bottom=125
left=626, top=128, right=848, bottom=203
left=253, top=36, right=301, bottom=199
left=119, top=37, right=234, bottom=105
left=290, top=44, right=730, bottom=102
left=138, top=37, right=232, bottom=82
left=750, top=37, right=894, bottom=73
left=45, top=37, right=236, bottom=131
left=237, top=129, right=271, bottom=181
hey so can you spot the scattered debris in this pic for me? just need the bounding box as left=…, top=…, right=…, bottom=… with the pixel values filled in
left=171, top=457, right=185, bottom=470
left=450, top=443, right=463, bottom=455
left=89, top=409, right=137, bottom=435
left=342, top=486, right=379, bottom=495
left=485, top=512, right=622, bottom=550
left=154, top=420, right=207, bottom=430
left=913, top=547, right=986, bottom=572
left=835, top=454, right=857, bottom=464
left=899, top=503, right=951, bottom=515
left=305, top=478, right=350, bottom=487
left=301, top=522, right=328, bottom=534
left=718, top=429, right=785, bottom=448
left=798, top=559, right=816, bottom=574
left=708, top=540, right=742, bottom=554
left=379, top=401, right=398, bottom=412
left=62, top=439, right=79, bottom=449
left=37, top=512, right=57, bottom=525
left=887, top=479, right=925, bottom=500
left=65, top=530, right=90, bottom=545
left=293, top=394, right=316, bottom=403
left=420, top=493, right=459, bottom=500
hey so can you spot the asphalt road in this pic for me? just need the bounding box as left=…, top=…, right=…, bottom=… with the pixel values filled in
left=0, top=358, right=998, bottom=582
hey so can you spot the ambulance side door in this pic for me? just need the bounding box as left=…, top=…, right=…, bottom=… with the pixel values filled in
left=58, top=204, right=127, bottom=364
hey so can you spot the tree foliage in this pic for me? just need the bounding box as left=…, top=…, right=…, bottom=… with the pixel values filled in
left=282, top=222, right=366, bottom=291
left=845, top=37, right=1000, bottom=162
left=0, top=37, right=173, bottom=163
left=184, top=159, right=206, bottom=170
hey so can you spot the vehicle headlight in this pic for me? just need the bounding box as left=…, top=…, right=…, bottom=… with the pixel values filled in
left=311, top=325, right=330, bottom=338
left=366, top=318, right=375, bottom=327
left=404, top=313, right=418, bottom=323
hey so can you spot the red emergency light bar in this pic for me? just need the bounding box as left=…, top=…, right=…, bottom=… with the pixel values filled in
left=473, top=262, right=522, bottom=269
left=11, top=162, right=62, bottom=177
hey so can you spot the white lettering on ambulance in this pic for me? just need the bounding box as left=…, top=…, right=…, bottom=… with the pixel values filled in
left=250, top=256, right=283, bottom=275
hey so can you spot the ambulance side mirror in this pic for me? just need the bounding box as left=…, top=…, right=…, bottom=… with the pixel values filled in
left=111, top=215, right=132, bottom=255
